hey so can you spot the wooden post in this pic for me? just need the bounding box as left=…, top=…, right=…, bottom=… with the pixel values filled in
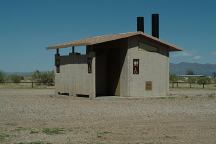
left=72, top=46, right=75, bottom=53
left=177, top=82, right=178, bottom=88
left=55, top=49, right=60, bottom=73
left=203, top=83, right=205, bottom=88
left=32, top=82, right=33, bottom=88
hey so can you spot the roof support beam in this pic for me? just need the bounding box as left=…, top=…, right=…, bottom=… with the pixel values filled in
left=72, top=46, right=75, bottom=53
left=56, top=48, right=59, bottom=55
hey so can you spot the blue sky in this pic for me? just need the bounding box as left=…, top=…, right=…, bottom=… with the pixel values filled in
left=0, top=0, right=216, bottom=72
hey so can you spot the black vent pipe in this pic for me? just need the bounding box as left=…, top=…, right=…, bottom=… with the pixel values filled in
left=137, top=17, right=144, bottom=32
left=152, top=14, right=159, bottom=38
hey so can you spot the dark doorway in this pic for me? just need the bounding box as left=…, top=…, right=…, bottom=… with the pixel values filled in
left=95, top=46, right=121, bottom=96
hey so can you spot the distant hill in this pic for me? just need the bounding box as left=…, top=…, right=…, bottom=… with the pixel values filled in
left=170, top=62, right=216, bottom=76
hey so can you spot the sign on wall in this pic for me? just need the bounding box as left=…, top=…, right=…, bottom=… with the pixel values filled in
left=145, top=81, right=152, bottom=91
left=133, top=59, right=139, bottom=74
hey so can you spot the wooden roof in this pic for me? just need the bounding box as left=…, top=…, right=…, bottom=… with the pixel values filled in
left=47, top=31, right=182, bottom=51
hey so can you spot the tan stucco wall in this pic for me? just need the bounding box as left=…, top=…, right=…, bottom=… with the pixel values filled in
left=55, top=53, right=96, bottom=98
left=123, top=36, right=169, bottom=97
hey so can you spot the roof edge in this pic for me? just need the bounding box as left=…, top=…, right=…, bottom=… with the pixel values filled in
left=46, top=31, right=182, bottom=52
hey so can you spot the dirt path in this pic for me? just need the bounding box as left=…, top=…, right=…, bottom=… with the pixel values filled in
left=0, top=89, right=216, bottom=144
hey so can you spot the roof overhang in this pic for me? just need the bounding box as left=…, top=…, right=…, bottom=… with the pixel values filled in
left=47, top=32, right=182, bottom=52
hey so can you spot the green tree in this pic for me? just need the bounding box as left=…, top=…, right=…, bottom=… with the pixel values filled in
left=0, top=70, right=5, bottom=82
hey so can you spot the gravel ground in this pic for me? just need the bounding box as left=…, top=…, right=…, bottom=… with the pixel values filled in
left=0, top=88, right=216, bottom=144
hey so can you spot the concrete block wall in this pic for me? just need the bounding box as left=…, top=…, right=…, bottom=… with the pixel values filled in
left=55, top=53, right=96, bottom=98
left=124, top=36, right=169, bottom=97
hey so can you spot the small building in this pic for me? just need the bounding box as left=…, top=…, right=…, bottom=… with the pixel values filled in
left=47, top=14, right=181, bottom=98
left=178, top=75, right=205, bottom=80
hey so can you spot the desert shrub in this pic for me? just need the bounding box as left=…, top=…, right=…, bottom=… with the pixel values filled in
left=97, top=131, right=111, bottom=138
left=0, top=70, right=5, bottom=82
left=197, top=77, right=211, bottom=85
left=9, top=74, right=23, bottom=83
left=0, top=133, right=10, bottom=142
left=187, top=77, right=197, bottom=83
left=212, top=78, right=216, bottom=84
left=42, top=128, right=65, bottom=135
left=16, top=141, right=45, bottom=144
left=170, top=74, right=178, bottom=82
left=32, top=70, right=40, bottom=81
left=32, top=70, right=54, bottom=85
left=30, top=128, right=39, bottom=134
left=40, top=71, right=54, bottom=85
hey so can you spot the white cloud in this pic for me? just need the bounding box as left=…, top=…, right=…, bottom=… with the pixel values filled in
left=172, top=51, right=192, bottom=57
left=171, top=50, right=203, bottom=62
left=211, top=51, right=216, bottom=56
left=192, top=55, right=201, bottom=60
left=181, top=52, right=192, bottom=57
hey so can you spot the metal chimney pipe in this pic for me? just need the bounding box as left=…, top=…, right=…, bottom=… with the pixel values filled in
left=137, top=17, right=144, bottom=32
left=152, top=14, right=159, bottom=38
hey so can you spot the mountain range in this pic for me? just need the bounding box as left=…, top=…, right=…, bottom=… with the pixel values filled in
left=170, top=62, right=216, bottom=76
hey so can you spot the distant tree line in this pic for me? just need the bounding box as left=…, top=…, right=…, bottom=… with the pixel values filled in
left=0, top=70, right=24, bottom=83
left=170, top=74, right=215, bottom=84
left=0, top=70, right=54, bottom=85
left=170, top=69, right=216, bottom=84
left=0, top=70, right=5, bottom=82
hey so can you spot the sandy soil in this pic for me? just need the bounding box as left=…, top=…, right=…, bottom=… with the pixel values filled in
left=0, top=88, right=216, bottom=144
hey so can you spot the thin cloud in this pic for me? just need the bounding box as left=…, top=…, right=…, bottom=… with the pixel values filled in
left=181, top=52, right=192, bottom=57
left=192, top=55, right=201, bottom=60
left=171, top=51, right=202, bottom=62
left=172, top=51, right=192, bottom=57
left=211, top=51, right=216, bottom=56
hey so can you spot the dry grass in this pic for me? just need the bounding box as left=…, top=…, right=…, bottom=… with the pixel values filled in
left=42, top=128, right=65, bottom=135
